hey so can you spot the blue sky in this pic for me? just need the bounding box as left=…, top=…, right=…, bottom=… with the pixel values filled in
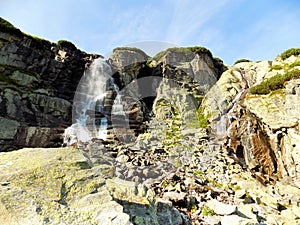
left=1, top=0, right=299, bottom=65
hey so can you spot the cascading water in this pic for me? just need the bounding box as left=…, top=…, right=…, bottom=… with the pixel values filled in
left=226, top=68, right=250, bottom=151
left=64, top=58, right=123, bottom=145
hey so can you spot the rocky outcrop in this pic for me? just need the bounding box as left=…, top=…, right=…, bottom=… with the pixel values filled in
left=107, top=47, right=226, bottom=143
left=202, top=54, right=300, bottom=185
left=110, top=47, right=150, bottom=87
left=0, top=18, right=98, bottom=151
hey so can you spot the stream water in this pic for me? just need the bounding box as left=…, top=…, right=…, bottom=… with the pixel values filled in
left=64, top=58, right=123, bottom=145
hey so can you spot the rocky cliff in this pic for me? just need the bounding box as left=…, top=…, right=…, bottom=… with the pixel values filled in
left=0, top=17, right=100, bottom=151
left=1, top=17, right=300, bottom=225
left=202, top=54, right=300, bottom=184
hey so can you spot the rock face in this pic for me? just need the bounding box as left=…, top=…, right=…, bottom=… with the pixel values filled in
left=105, top=47, right=224, bottom=143
left=0, top=19, right=100, bottom=151
left=202, top=55, right=300, bottom=184
left=110, top=47, right=150, bottom=87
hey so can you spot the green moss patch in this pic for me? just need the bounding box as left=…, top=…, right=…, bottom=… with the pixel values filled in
left=1, top=17, right=52, bottom=48
left=152, top=46, right=212, bottom=62
left=290, top=61, right=300, bottom=68
left=186, top=46, right=213, bottom=58
left=234, top=59, right=251, bottom=65
left=57, top=40, right=77, bottom=50
left=187, top=106, right=210, bottom=129
left=201, top=205, right=215, bottom=216
left=250, top=69, right=300, bottom=95
left=28, top=35, right=52, bottom=48
left=0, top=17, right=23, bottom=37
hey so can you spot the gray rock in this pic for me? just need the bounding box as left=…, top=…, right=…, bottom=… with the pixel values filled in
left=0, top=28, right=96, bottom=150
left=157, top=199, right=185, bottom=225
left=236, top=204, right=257, bottom=220
left=221, top=215, right=258, bottom=225
left=205, top=199, right=237, bottom=215
left=0, top=117, right=19, bottom=139
left=10, top=70, right=39, bottom=87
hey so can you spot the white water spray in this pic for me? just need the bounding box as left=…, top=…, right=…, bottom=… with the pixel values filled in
left=64, top=58, right=122, bottom=145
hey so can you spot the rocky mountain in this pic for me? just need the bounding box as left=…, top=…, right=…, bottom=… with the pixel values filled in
left=1, top=17, right=300, bottom=224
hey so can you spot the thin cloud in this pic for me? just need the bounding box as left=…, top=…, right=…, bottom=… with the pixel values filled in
left=165, top=0, right=230, bottom=44
left=232, top=8, right=300, bottom=62
left=1, top=0, right=299, bottom=64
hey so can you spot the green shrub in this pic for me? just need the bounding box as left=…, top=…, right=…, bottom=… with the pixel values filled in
left=280, top=48, right=300, bottom=60
left=187, top=106, right=210, bottom=129
left=290, top=61, right=300, bottom=68
left=0, top=17, right=23, bottom=36
left=57, top=40, right=77, bottom=50
left=270, top=64, right=283, bottom=70
left=201, top=206, right=214, bottom=216
left=213, top=57, right=223, bottom=64
left=186, top=46, right=213, bottom=58
left=197, top=112, right=210, bottom=128
left=234, top=59, right=251, bottom=65
left=250, top=69, right=300, bottom=94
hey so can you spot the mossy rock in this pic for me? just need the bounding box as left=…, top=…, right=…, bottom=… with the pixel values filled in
left=280, top=48, right=300, bottom=60
left=233, top=58, right=251, bottom=65
left=0, top=147, right=107, bottom=224
left=250, top=69, right=300, bottom=95
left=57, top=40, right=77, bottom=50
left=152, top=46, right=213, bottom=62
left=113, top=47, right=149, bottom=58
left=0, top=17, right=23, bottom=37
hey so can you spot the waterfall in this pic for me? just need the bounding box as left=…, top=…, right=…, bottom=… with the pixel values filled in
left=64, top=58, right=122, bottom=145
left=226, top=69, right=249, bottom=151
left=112, top=94, right=126, bottom=115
